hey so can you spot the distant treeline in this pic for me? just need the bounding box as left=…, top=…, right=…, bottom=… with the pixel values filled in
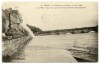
left=27, top=24, right=98, bottom=36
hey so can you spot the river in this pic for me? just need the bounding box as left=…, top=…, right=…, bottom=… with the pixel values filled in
left=11, top=32, right=98, bottom=62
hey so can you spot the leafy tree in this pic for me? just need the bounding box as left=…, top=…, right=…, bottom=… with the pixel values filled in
left=26, top=24, right=42, bottom=34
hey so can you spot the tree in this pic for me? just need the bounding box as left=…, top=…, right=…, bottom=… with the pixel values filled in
left=26, top=24, right=42, bottom=34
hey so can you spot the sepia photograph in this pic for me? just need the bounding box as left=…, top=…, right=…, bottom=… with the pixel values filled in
left=2, top=1, right=98, bottom=63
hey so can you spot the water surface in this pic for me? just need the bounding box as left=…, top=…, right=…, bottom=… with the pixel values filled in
left=12, top=33, right=98, bottom=62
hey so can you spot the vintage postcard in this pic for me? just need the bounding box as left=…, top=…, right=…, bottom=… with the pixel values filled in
left=2, top=1, right=98, bottom=63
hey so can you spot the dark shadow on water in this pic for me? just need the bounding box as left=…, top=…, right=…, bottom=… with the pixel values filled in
left=74, top=57, right=98, bottom=62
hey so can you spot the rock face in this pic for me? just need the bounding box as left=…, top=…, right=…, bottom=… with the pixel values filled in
left=2, top=36, right=32, bottom=62
left=2, top=8, right=29, bottom=37
left=2, top=8, right=32, bottom=62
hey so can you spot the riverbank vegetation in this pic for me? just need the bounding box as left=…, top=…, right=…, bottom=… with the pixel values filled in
left=27, top=24, right=98, bottom=36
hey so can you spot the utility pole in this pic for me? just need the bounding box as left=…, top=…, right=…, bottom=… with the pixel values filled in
left=9, top=13, right=11, bottom=30
left=8, top=8, right=12, bottom=36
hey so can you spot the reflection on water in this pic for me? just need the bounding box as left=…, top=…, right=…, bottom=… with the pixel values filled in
left=12, top=33, right=98, bottom=62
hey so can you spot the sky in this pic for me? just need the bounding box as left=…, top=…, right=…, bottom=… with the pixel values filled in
left=2, top=2, right=98, bottom=31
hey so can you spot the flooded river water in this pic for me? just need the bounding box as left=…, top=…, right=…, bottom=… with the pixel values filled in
left=11, top=33, right=98, bottom=62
